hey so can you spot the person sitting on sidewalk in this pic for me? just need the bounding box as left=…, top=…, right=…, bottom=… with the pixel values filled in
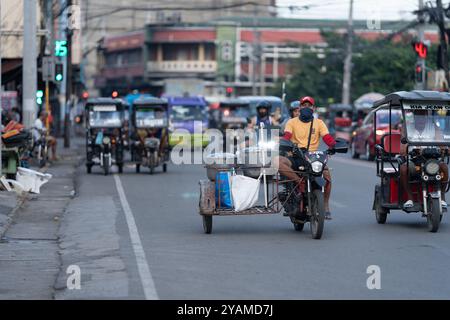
left=33, top=111, right=58, bottom=161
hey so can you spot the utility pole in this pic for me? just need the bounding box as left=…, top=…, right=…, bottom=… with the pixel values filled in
left=64, top=0, right=73, bottom=148
left=341, top=0, right=353, bottom=105
left=252, top=4, right=260, bottom=96
left=23, top=0, right=38, bottom=129
left=45, top=0, right=54, bottom=130
left=436, top=0, right=450, bottom=89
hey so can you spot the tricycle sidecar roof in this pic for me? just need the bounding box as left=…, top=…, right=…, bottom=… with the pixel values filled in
left=85, top=97, right=126, bottom=110
left=219, top=98, right=250, bottom=108
left=372, top=90, right=450, bottom=109
left=132, top=97, right=168, bottom=109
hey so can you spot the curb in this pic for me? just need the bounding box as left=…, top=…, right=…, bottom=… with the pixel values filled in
left=0, top=193, right=28, bottom=239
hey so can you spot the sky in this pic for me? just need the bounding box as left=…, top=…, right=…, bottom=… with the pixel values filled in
left=277, top=0, right=420, bottom=21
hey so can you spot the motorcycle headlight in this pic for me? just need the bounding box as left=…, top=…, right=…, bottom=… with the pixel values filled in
left=311, top=161, right=323, bottom=173
left=102, top=136, right=111, bottom=144
left=424, top=160, right=440, bottom=175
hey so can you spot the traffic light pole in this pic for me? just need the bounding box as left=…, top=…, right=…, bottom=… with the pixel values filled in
left=437, top=0, right=450, bottom=89
left=64, top=1, right=73, bottom=148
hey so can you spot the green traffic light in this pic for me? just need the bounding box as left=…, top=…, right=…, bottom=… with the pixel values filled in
left=37, top=97, right=43, bottom=105
left=56, top=74, right=63, bottom=81
left=36, top=90, right=44, bottom=98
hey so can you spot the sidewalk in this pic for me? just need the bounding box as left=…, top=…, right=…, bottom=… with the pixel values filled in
left=0, top=137, right=84, bottom=299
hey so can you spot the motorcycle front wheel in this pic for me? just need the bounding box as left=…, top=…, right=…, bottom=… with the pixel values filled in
left=103, top=154, right=110, bottom=176
left=310, top=189, right=325, bottom=239
left=427, top=197, right=441, bottom=233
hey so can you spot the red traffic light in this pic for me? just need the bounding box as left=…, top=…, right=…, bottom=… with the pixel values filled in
left=226, top=87, right=233, bottom=94
left=413, top=41, right=427, bottom=59
left=112, top=91, right=119, bottom=98
left=82, top=91, right=89, bottom=99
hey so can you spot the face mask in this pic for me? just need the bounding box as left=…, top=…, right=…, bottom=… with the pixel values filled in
left=299, top=107, right=314, bottom=123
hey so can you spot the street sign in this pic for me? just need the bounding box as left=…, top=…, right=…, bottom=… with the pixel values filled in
left=42, top=56, right=54, bottom=81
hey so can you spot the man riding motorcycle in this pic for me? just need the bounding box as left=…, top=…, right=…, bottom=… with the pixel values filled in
left=277, top=96, right=336, bottom=219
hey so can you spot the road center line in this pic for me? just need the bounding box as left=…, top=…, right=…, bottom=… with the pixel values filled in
left=113, top=174, right=159, bottom=300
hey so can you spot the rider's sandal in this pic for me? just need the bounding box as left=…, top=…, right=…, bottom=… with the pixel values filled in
left=325, top=212, right=332, bottom=220
left=441, top=200, right=448, bottom=209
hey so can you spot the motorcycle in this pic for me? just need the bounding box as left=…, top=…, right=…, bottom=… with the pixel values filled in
left=131, top=97, right=169, bottom=174
left=278, top=138, right=348, bottom=239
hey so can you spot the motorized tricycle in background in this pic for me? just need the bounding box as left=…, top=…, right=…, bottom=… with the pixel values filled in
left=217, top=98, right=252, bottom=133
left=85, top=98, right=125, bottom=175
left=372, top=90, right=450, bottom=232
left=328, top=103, right=354, bottom=142
left=130, top=97, right=170, bottom=174
left=166, top=96, right=209, bottom=148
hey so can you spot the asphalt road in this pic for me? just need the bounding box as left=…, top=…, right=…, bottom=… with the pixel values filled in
left=72, top=151, right=450, bottom=299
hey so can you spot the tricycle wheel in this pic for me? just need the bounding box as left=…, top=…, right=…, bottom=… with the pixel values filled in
left=374, top=189, right=388, bottom=224
left=202, top=215, right=212, bottom=234
left=86, top=165, right=92, bottom=174
left=427, top=197, right=441, bottom=233
left=163, top=163, right=167, bottom=172
left=136, top=164, right=140, bottom=173
left=310, top=190, right=325, bottom=239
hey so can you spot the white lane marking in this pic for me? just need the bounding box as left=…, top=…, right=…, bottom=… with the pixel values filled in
left=113, top=174, right=159, bottom=300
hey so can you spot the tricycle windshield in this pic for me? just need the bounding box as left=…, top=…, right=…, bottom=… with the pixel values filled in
left=136, top=107, right=167, bottom=128
left=404, top=106, right=450, bottom=144
left=171, top=105, right=207, bottom=121
left=88, top=105, right=122, bottom=127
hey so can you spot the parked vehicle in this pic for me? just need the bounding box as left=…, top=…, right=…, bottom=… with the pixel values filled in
left=351, top=109, right=402, bottom=160
left=372, top=90, right=450, bottom=232
left=166, top=96, right=209, bottom=148
left=130, top=97, right=170, bottom=174
left=85, top=98, right=126, bottom=175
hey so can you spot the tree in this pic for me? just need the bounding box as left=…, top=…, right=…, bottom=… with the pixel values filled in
left=272, top=31, right=419, bottom=106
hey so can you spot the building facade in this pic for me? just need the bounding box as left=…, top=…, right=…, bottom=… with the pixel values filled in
left=82, top=0, right=275, bottom=96
left=95, top=18, right=440, bottom=98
